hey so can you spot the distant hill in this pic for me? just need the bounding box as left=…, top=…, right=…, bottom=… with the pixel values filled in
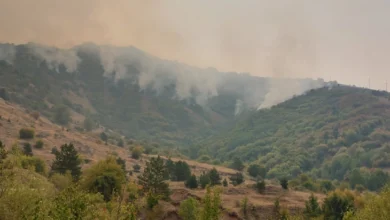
left=199, top=86, right=390, bottom=185
left=0, top=42, right=323, bottom=148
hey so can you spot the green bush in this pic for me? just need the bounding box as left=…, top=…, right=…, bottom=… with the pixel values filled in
left=19, top=128, right=35, bottom=139
left=34, top=140, right=44, bottom=149
left=255, top=180, right=266, bottom=194
left=280, top=178, right=289, bottom=190
left=230, top=172, right=245, bottom=186
left=133, top=164, right=141, bottom=172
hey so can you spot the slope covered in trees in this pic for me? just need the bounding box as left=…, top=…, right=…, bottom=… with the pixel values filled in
left=0, top=43, right=326, bottom=149
left=198, top=86, right=390, bottom=184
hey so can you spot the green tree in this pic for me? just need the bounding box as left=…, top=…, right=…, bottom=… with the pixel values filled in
left=322, top=191, right=354, bottom=220
left=138, top=156, right=170, bottom=199
left=222, top=178, right=228, bottom=187
left=83, top=117, right=94, bottom=131
left=23, top=143, right=33, bottom=156
left=0, top=141, right=7, bottom=163
left=19, top=128, right=35, bottom=139
left=185, top=174, right=198, bottom=189
left=230, top=172, right=244, bottom=186
left=247, top=164, right=266, bottom=178
left=255, top=180, right=266, bottom=194
left=51, top=143, right=81, bottom=181
left=174, top=160, right=192, bottom=181
left=349, top=185, right=390, bottom=220
left=133, top=164, right=141, bottom=173
left=280, top=178, right=288, bottom=190
left=81, top=156, right=126, bottom=201
left=320, top=180, right=335, bottom=193
left=117, top=139, right=124, bottom=147
left=208, top=168, right=221, bottom=186
left=100, top=132, right=108, bottom=144
left=116, top=157, right=126, bottom=172
left=50, top=185, right=103, bottom=220
left=131, top=146, right=143, bottom=159
left=349, top=169, right=365, bottom=189
left=34, top=139, right=44, bottom=149
left=53, top=105, right=71, bottom=125
left=201, top=186, right=221, bottom=220
left=179, top=197, right=200, bottom=220
left=230, top=157, right=245, bottom=171
left=200, top=172, right=210, bottom=189
left=304, top=193, right=321, bottom=218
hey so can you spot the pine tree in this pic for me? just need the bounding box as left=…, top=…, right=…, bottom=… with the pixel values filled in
left=175, top=161, right=191, bottom=181
left=230, top=172, right=244, bottom=186
left=209, top=168, right=221, bottom=186
left=304, top=193, right=322, bottom=218
left=185, top=174, right=198, bottom=189
left=200, top=172, right=210, bottom=189
left=51, top=143, right=81, bottom=181
left=222, top=178, right=228, bottom=187
left=280, top=178, right=288, bottom=190
left=138, top=156, right=170, bottom=199
left=255, top=180, right=266, bottom=194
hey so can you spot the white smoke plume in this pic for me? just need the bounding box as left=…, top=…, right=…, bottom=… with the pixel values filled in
left=26, top=43, right=80, bottom=72
left=0, top=44, right=15, bottom=64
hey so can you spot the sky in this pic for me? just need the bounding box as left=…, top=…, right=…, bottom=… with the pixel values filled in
left=0, top=0, right=389, bottom=90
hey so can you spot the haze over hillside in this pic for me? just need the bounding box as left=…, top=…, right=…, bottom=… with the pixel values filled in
left=1, top=1, right=390, bottom=90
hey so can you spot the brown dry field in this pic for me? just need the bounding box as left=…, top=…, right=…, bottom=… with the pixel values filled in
left=0, top=98, right=326, bottom=219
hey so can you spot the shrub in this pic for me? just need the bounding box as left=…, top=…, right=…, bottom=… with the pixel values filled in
left=19, top=128, right=35, bottom=139
left=248, top=164, right=267, bottom=178
left=255, top=180, right=266, bottom=194
left=280, top=178, right=288, bottom=190
left=117, top=139, right=124, bottom=147
left=131, top=146, right=143, bottom=159
left=200, top=172, right=210, bottom=189
left=81, top=157, right=126, bottom=201
left=223, top=178, right=228, bottom=187
left=83, top=117, right=94, bottom=131
left=133, top=164, right=141, bottom=172
left=34, top=139, right=44, bottom=149
left=23, top=143, right=33, bottom=156
left=51, top=147, right=58, bottom=154
left=179, top=197, right=200, bottom=220
left=53, top=105, right=71, bottom=125
left=230, top=172, right=245, bottom=186
left=304, top=193, right=322, bottom=218
left=185, top=175, right=198, bottom=189
left=322, top=190, right=356, bottom=220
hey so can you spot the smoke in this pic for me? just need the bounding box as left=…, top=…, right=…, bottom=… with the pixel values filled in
left=0, top=44, right=15, bottom=64
left=234, top=99, right=244, bottom=116
left=26, top=43, right=80, bottom=72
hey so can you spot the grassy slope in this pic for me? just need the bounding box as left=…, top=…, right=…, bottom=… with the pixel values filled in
left=202, top=86, right=390, bottom=180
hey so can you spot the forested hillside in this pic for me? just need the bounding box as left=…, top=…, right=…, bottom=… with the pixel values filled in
left=198, top=86, right=390, bottom=188
left=0, top=43, right=325, bottom=148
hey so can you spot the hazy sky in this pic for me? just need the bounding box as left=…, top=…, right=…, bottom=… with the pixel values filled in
left=1, top=0, right=389, bottom=90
